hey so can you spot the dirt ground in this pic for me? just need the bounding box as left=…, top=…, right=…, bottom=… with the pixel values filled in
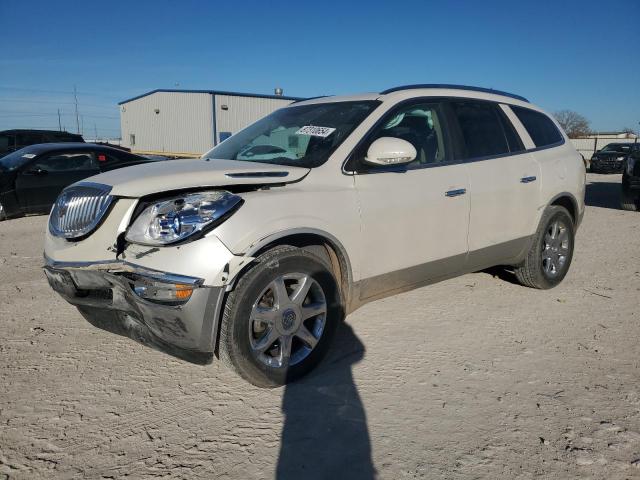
left=1, top=173, right=639, bottom=479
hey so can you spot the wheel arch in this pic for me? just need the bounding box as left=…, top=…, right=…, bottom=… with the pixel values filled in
left=230, top=228, right=354, bottom=308
left=548, top=192, right=579, bottom=226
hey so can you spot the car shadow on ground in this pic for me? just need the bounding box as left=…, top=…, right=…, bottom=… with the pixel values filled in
left=482, top=265, right=520, bottom=285
left=585, top=179, right=622, bottom=210
left=276, top=322, right=376, bottom=480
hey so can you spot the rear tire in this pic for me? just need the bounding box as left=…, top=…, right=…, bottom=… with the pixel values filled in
left=515, top=206, right=575, bottom=289
left=219, top=246, right=342, bottom=388
left=0, top=201, right=5, bottom=221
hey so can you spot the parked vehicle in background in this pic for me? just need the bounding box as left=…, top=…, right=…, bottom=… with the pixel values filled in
left=0, top=129, right=84, bottom=158
left=43, top=85, right=585, bottom=387
left=590, top=142, right=636, bottom=173
left=621, top=148, right=640, bottom=211
left=0, top=143, right=160, bottom=220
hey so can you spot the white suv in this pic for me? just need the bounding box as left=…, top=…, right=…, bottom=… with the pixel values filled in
left=44, top=85, right=586, bottom=387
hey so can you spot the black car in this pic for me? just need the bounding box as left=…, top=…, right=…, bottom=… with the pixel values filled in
left=0, top=129, right=84, bottom=158
left=622, top=148, right=640, bottom=211
left=0, top=143, right=158, bottom=220
left=590, top=143, right=636, bottom=173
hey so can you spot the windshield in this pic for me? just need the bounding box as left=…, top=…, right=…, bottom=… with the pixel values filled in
left=600, top=143, right=631, bottom=153
left=202, top=101, right=379, bottom=168
left=0, top=146, right=37, bottom=171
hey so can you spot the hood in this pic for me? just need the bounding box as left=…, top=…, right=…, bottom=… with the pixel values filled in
left=594, top=151, right=626, bottom=158
left=84, top=158, right=310, bottom=197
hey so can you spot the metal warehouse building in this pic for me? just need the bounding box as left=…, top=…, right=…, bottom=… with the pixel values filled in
left=118, top=89, right=302, bottom=156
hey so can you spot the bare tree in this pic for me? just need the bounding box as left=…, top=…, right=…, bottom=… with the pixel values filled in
left=554, top=110, right=592, bottom=138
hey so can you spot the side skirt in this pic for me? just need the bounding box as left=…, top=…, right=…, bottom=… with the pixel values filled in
left=348, top=236, right=532, bottom=314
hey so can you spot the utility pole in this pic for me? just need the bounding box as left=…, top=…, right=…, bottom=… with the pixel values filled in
left=81, top=115, right=84, bottom=136
left=94, top=123, right=98, bottom=141
left=73, top=85, right=80, bottom=134
left=57, top=109, right=62, bottom=131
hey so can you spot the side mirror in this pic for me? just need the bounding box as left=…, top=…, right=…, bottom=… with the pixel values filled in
left=364, top=137, right=416, bottom=166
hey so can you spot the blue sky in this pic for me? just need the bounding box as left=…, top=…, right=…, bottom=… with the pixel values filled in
left=1, top=0, right=638, bottom=138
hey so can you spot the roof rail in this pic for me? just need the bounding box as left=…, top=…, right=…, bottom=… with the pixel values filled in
left=380, top=84, right=529, bottom=103
left=290, top=95, right=329, bottom=104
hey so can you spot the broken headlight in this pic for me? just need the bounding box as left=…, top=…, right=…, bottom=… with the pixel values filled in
left=125, top=191, right=242, bottom=246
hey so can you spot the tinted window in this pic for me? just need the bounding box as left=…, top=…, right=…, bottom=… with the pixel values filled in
left=32, top=152, right=98, bottom=172
left=42, top=132, right=76, bottom=143
left=0, top=147, right=35, bottom=171
left=450, top=101, right=511, bottom=159
left=95, top=151, right=119, bottom=166
left=16, top=133, right=44, bottom=146
left=600, top=143, right=631, bottom=153
left=511, top=106, right=563, bottom=147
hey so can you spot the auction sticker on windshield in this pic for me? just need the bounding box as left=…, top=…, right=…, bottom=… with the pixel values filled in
left=296, top=126, right=336, bottom=138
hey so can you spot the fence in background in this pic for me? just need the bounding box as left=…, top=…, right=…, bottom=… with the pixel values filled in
left=571, top=137, right=638, bottom=159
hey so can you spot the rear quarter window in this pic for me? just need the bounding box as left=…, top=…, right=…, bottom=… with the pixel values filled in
left=511, top=106, right=563, bottom=148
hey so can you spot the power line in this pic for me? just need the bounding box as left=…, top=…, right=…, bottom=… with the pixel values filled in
left=0, top=98, right=117, bottom=109
left=0, top=112, right=119, bottom=119
left=0, top=124, right=121, bottom=133
left=0, top=85, right=124, bottom=100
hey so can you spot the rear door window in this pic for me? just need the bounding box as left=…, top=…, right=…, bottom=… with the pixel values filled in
left=16, top=133, right=45, bottom=147
left=449, top=101, right=512, bottom=159
left=511, top=106, right=563, bottom=148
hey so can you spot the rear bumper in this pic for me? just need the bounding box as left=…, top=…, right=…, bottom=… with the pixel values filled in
left=44, top=258, right=225, bottom=364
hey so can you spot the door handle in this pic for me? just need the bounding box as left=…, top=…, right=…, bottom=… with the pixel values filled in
left=445, top=188, right=466, bottom=197
left=520, top=176, right=537, bottom=183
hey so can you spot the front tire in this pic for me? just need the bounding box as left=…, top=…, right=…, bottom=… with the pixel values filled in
left=219, top=246, right=342, bottom=387
left=621, top=183, right=639, bottom=211
left=515, top=206, right=575, bottom=289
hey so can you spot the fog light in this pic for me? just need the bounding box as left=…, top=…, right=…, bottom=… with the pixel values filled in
left=132, top=279, right=194, bottom=305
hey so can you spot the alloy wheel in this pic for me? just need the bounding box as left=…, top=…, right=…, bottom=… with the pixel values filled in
left=249, top=273, right=327, bottom=369
left=541, top=219, right=570, bottom=278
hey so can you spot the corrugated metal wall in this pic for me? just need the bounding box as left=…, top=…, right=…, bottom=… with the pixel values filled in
left=120, top=92, right=213, bottom=155
left=213, top=94, right=293, bottom=144
left=570, top=137, right=638, bottom=159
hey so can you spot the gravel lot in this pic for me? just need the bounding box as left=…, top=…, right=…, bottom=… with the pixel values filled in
left=1, top=173, right=639, bottom=479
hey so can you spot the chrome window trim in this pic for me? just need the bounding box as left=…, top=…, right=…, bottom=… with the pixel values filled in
left=341, top=96, right=566, bottom=176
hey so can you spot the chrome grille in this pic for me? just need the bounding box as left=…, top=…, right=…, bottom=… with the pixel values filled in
left=49, top=183, right=114, bottom=239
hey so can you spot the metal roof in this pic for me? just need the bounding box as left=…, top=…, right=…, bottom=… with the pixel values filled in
left=380, top=84, right=529, bottom=103
left=118, top=89, right=305, bottom=105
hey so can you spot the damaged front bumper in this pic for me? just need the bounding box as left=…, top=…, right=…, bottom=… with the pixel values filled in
left=44, top=257, right=226, bottom=364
